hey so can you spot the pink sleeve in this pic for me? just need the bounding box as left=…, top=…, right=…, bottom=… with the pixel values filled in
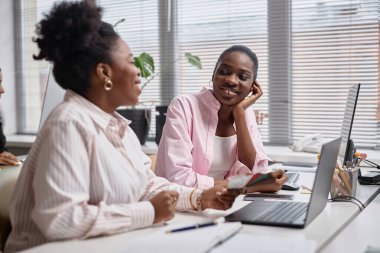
left=226, top=108, right=270, bottom=178
left=155, top=98, right=214, bottom=189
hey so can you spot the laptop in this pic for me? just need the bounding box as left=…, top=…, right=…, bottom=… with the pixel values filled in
left=18, top=67, right=64, bottom=163
left=39, top=65, right=65, bottom=131
left=225, top=138, right=341, bottom=228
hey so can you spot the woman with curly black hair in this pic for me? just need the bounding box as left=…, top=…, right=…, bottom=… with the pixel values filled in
left=4, top=1, right=238, bottom=252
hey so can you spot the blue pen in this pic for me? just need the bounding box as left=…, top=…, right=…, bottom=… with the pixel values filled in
left=165, top=221, right=217, bottom=233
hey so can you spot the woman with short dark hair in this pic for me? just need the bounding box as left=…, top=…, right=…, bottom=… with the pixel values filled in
left=155, top=45, right=287, bottom=191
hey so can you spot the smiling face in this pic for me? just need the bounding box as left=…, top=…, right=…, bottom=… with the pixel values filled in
left=212, top=51, right=255, bottom=106
left=108, top=38, right=141, bottom=107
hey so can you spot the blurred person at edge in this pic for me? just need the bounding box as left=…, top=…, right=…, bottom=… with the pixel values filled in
left=0, top=68, right=21, bottom=166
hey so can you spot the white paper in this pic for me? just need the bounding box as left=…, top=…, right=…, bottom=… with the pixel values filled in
left=210, top=233, right=316, bottom=253
left=227, top=175, right=252, bottom=189
left=123, top=222, right=242, bottom=253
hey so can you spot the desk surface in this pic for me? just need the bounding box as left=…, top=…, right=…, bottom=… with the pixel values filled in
left=19, top=172, right=380, bottom=253
left=7, top=136, right=380, bottom=165
left=264, top=145, right=380, bottom=167
left=321, top=190, right=380, bottom=253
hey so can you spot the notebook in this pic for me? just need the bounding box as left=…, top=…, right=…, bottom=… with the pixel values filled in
left=210, top=233, right=316, bottom=253
left=225, top=138, right=341, bottom=228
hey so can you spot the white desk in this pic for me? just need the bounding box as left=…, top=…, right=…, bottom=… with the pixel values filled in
left=230, top=172, right=380, bottom=252
left=19, top=172, right=380, bottom=253
left=6, top=136, right=380, bottom=165
left=265, top=145, right=318, bottom=165
left=321, top=191, right=380, bottom=253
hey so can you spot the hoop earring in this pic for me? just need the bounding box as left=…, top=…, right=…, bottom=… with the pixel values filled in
left=104, top=79, right=113, bottom=91
left=208, top=80, right=213, bottom=87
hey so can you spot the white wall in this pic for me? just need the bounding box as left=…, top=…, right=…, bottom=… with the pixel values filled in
left=0, top=0, right=16, bottom=135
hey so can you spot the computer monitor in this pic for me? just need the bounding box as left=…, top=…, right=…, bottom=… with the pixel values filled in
left=338, top=83, right=361, bottom=167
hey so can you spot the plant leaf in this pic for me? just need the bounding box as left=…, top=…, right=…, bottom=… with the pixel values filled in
left=134, top=52, right=155, bottom=78
left=185, top=52, right=202, bottom=69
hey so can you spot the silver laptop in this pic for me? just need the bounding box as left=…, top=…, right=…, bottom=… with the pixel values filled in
left=19, top=67, right=64, bottom=163
left=225, top=138, right=341, bottom=228
left=38, top=65, right=65, bottom=131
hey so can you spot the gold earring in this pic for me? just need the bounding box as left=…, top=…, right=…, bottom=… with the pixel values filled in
left=104, top=79, right=113, bottom=91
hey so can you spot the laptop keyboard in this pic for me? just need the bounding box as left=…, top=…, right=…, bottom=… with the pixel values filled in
left=255, top=201, right=308, bottom=223
left=282, top=172, right=301, bottom=191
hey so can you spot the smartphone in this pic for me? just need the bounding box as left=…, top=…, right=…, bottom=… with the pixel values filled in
left=283, top=161, right=317, bottom=168
left=243, top=193, right=294, bottom=201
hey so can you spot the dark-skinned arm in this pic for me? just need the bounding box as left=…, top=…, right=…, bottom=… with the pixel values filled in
left=232, top=81, right=263, bottom=170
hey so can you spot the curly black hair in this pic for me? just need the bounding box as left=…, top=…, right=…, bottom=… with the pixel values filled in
left=33, top=1, right=119, bottom=95
left=212, top=45, right=259, bottom=81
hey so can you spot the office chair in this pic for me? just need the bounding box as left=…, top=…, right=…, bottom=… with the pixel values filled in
left=0, top=166, right=21, bottom=251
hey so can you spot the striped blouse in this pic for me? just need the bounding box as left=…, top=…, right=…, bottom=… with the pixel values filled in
left=5, top=90, right=201, bottom=253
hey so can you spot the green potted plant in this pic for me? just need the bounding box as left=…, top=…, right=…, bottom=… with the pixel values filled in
left=117, top=52, right=202, bottom=145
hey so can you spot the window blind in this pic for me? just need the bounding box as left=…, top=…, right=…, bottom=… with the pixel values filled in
left=99, top=0, right=160, bottom=106
left=267, top=0, right=291, bottom=144
left=99, top=0, right=160, bottom=140
left=176, top=0, right=270, bottom=141
left=15, top=0, right=380, bottom=148
left=15, top=0, right=58, bottom=133
left=100, top=0, right=270, bottom=141
left=291, top=0, right=380, bottom=148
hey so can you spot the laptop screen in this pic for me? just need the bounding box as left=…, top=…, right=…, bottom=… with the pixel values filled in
left=337, top=84, right=360, bottom=167
left=304, top=138, right=341, bottom=226
left=38, top=66, right=65, bottom=131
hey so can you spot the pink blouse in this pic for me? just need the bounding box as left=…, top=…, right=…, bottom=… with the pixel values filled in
left=155, top=88, right=269, bottom=189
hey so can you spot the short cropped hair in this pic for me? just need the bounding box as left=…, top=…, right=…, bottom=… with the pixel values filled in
left=212, top=45, right=258, bottom=81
